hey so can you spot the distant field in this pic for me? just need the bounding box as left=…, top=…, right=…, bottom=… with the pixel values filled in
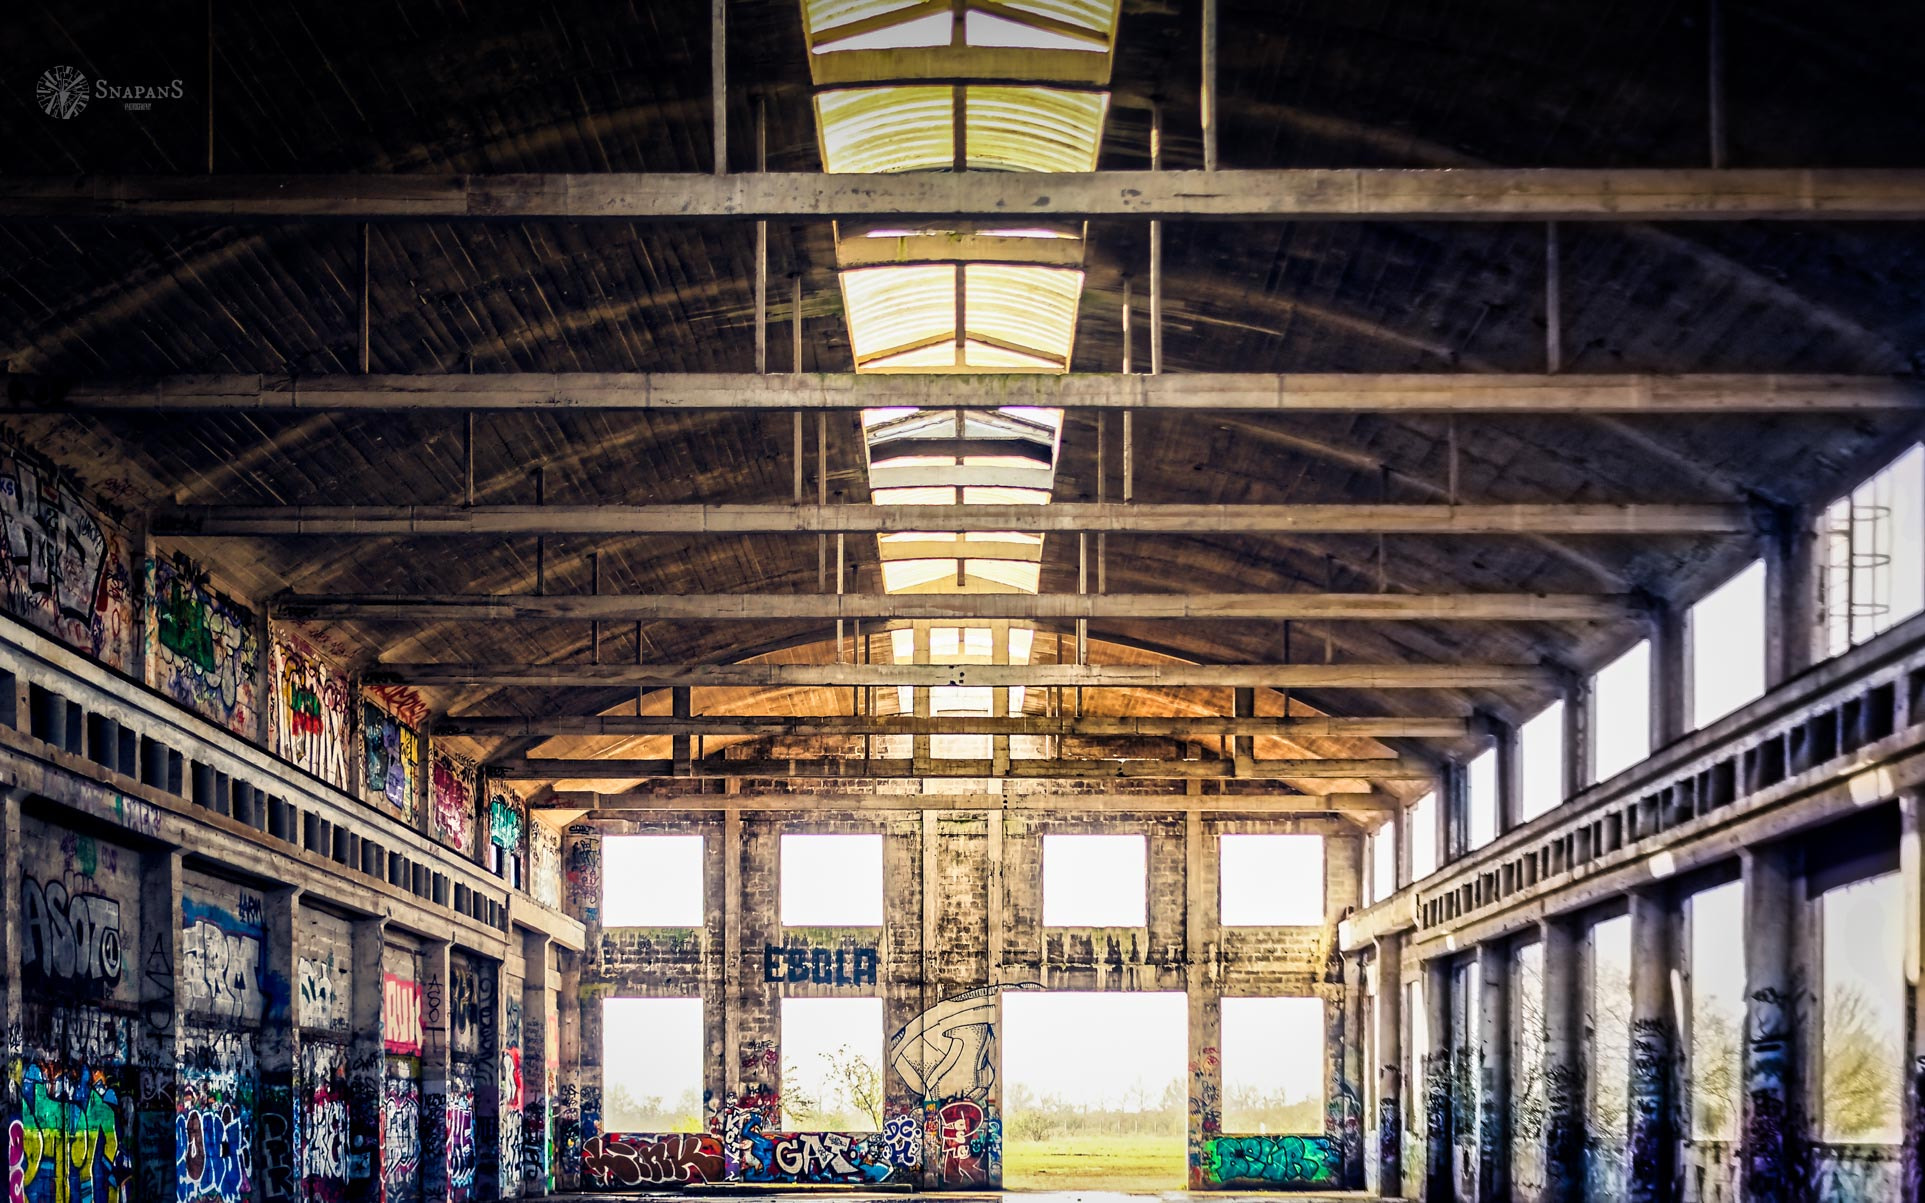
left=1002, top=1134, right=1188, bottom=1190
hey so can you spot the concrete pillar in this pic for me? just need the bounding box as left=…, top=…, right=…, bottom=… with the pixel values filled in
left=476, top=959, right=506, bottom=1200
left=1493, top=716, right=1524, bottom=836
left=1905, top=791, right=1925, bottom=1203
left=919, top=807, right=940, bottom=1189
left=0, top=792, right=22, bottom=1122
left=1343, top=950, right=1368, bottom=1188
left=350, top=917, right=389, bottom=1202
left=136, top=848, right=184, bottom=1203
left=555, top=949, right=582, bottom=1190
left=1424, top=959, right=1453, bottom=1203
left=1627, top=889, right=1679, bottom=1203
left=1763, top=505, right=1820, bottom=688
left=1651, top=599, right=1691, bottom=746
left=1394, top=798, right=1411, bottom=893
left=1477, top=943, right=1511, bottom=1203
left=1563, top=676, right=1593, bottom=798
left=1739, top=847, right=1797, bottom=1203
left=523, top=933, right=553, bottom=1196
left=1442, top=761, right=1469, bottom=865
left=1185, top=808, right=1222, bottom=1188
left=260, top=888, right=302, bottom=1203
left=421, top=940, right=456, bottom=1202
left=1374, top=935, right=1404, bottom=1195
left=1539, top=919, right=1585, bottom=1203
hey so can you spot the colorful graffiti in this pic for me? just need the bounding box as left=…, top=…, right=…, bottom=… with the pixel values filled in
left=564, top=829, right=600, bottom=923
left=299, top=1043, right=349, bottom=1203
left=730, top=1117, right=895, bottom=1185
left=0, top=439, right=137, bottom=671
left=17, top=1061, right=136, bottom=1203
left=487, top=787, right=524, bottom=882
left=429, top=750, right=477, bottom=855
left=1201, top=1134, right=1338, bottom=1186
left=270, top=632, right=350, bottom=788
left=383, top=974, right=424, bottom=1055
left=179, top=894, right=266, bottom=1023
left=177, top=1027, right=257, bottom=1203
left=934, top=1100, right=998, bottom=1185
left=362, top=701, right=420, bottom=824
left=22, top=877, right=124, bottom=997
left=382, top=1074, right=422, bottom=1203
left=147, top=554, right=260, bottom=736
left=446, top=1070, right=476, bottom=1203
left=584, top=1134, right=725, bottom=1187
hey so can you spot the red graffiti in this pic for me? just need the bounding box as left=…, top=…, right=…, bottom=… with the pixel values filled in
left=584, top=1134, right=725, bottom=1187
left=383, top=974, right=424, bottom=1054
left=938, top=1100, right=989, bottom=1186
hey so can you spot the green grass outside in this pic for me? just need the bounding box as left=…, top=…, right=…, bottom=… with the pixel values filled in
left=1001, top=1133, right=1189, bottom=1191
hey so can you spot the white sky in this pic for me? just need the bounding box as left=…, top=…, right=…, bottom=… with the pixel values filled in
left=1689, top=879, right=1745, bottom=1140
left=1593, top=641, right=1652, bottom=781
left=783, top=833, right=884, bottom=926
left=1003, top=991, right=1186, bottom=1109
left=1409, top=792, right=1437, bottom=881
left=604, top=997, right=705, bottom=1129
left=1691, top=560, right=1768, bottom=728
left=1467, top=748, right=1498, bottom=849
left=1042, top=834, right=1146, bottom=926
left=1370, top=826, right=1395, bottom=903
left=782, top=997, right=884, bottom=1127
left=1221, top=997, right=1324, bottom=1113
left=603, top=836, right=705, bottom=926
left=1821, top=871, right=1903, bottom=1141
left=1520, top=700, right=1565, bottom=821
left=1219, top=835, right=1323, bottom=925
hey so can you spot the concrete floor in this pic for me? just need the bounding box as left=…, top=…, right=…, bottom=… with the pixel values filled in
left=544, top=1194, right=1395, bottom=1202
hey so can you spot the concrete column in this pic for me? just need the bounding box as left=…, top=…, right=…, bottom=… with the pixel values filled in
left=1563, top=676, right=1592, bottom=798
left=0, top=792, right=23, bottom=1120
left=476, top=958, right=506, bottom=1199
left=260, top=888, right=303, bottom=1203
left=1627, top=889, right=1679, bottom=1203
left=1539, top=919, right=1584, bottom=1203
left=722, top=807, right=742, bottom=1150
left=1424, top=959, right=1453, bottom=1203
left=136, top=847, right=184, bottom=1203
left=920, top=808, right=940, bottom=1189
left=522, top=933, right=553, bottom=1196
left=350, top=917, right=389, bottom=1202
left=555, top=950, right=582, bottom=1190
left=1493, top=717, right=1524, bottom=835
left=1763, top=505, right=1820, bottom=688
left=1904, top=791, right=1925, bottom=1203
left=1373, top=935, right=1404, bottom=1195
left=1442, top=762, right=1468, bottom=865
left=1651, top=599, right=1691, bottom=746
left=1343, top=951, right=1368, bottom=1188
left=421, top=940, right=456, bottom=1201
left=1477, top=943, right=1511, bottom=1203
left=1394, top=799, right=1411, bottom=893
left=1739, top=846, right=1797, bottom=1203
left=1186, top=808, right=1222, bottom=1188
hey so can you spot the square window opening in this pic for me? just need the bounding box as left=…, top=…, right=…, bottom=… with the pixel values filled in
left=1219, top=834, right=1324, bottom=925
left=782, top=833, right=885, bottom=927
left=781, top=997, right=885, bottom=1131
left=602, top=835, right=705, bottom=927
left=1221, top=996, right=1325, bottom=1134
left=603, top=998, right=706, bottom=1132
left=1042, top=833, right=1146, bottom=927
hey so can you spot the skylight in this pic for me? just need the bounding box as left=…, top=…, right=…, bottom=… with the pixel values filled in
left=803, top=0, right=1120, bottom=58
left=816, top=87, right=1106, bottom=174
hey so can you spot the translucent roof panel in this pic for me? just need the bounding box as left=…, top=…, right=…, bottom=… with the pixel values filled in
left=816, top=10, right=953, bottom=52
left=805, top=0, right=948, bottom=45
left=965, top=88, right=1107, bottom=172
left=984, top=0, right=1119, bottom=41
left=963, top=341, right=1063, bottom=370
left=964, top=8, right=1106, bottom=50
left=964, top=264, right=1083, bottom=365
left=817, top=88, right=955, bottom=174
left=841, top=265, right=956, bottom=364
left=843, top=264, right=1080, bottom=375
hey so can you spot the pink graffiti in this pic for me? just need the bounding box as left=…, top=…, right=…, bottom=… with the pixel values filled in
left=383, top=975, right=423, bottom=1054
left=9, top=1118, right=22, bottom=1203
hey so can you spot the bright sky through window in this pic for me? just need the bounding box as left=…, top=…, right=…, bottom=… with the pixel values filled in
left=782, top=834, right=884, bottom=927
left=1520, top=700, right=1565, bottom=821
left=1691, top=560, right=1767, bottom=728
left=1593, top=642, right=1652, bottom=782
left=782, top=997, right=884, bottom=1130
left=1408, top=792, right=1438, bottom=882
left=1466, top=748, right=1498, bottom=849
left=1221, top=997, right=1325, bottom=1133
left=1819, top=872, right=1903, bottom=1142
left=1688, top=881, right=1745, bottom=1141
left=1043, top=834, right=1146, bottom=926
left=602, top=998, right=705, bottom=1131
left=1826, top=444, right=1925, bottom=655
left=601, top=836, right=704, bottom=927
left=1003, top=991, right=1186, bottom=1111
left=1369, top=823, right=1396, bottom=904
left=1219, top=835, right=1324, bottom=925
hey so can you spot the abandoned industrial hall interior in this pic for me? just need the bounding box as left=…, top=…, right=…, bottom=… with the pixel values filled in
left=4, top=1, right=1925, bottom=1202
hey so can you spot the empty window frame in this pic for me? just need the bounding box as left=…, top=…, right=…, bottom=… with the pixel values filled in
left=782, top=997, right=885, bottom=1131
left=1219, top=834, right=1324, bottom=925
left=782, top=833, right=885, bottom=927
left=1369, top=823, right=1397, bottom=905
left=1221, top=996, right=1325, bottom=1133
left=1691, top=561, right=1767, bottom=728
left=1409, top=792, right=1439, bottom=883
left=1687, top=880, right=1745, bottom=1142
left=602, top=835, right=705, bottom=927
left=1824, top=443, right=1925, bottom=656
left=1520, top=700, right=1565, bottom=822
left=1587, top=915, right=1633, bottom=1165
left=1511, top=941, right=1547, bottom=1197
left=1818, top=871, right=1903, bottom=1143
left=603, top=998, right=705, bottom=1131
left=1042, top=833, right=1146, bottom=926
left=1466, top=748, right=1499, bottom=849
left=1592, top=642, right=1652, bottom=783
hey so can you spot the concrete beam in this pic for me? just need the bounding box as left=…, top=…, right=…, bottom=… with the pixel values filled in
left=370, top=661, right=1556, bottom=690
left=159, top=501, right=1754, bottom=538
left=490, top=755, right=1433, bottom=780
left=4, top=168, right=1923, bottom=221
left=544, top=790, right=1400, bottom=813
left=278, top=591, right=1641, bottom=623
left=15, top=371, right=1917, bottom=413
left=434, top=713, right=1471, bottom=739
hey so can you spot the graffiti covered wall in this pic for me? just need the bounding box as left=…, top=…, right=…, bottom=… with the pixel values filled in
left=0, top=435, right=138, bottom=671
left=527, top=817, right=561, bottom=910
left=487, top=786, right=526, bottom=885
left=362, top=698, right=420, bottom=825
left=146, top=553, right=261, bottom=737
left=384, top=943, right=426, bottom=1203
left=429, top=749, right=478, bottom=857
left=270, top=630, right=351, bottom=789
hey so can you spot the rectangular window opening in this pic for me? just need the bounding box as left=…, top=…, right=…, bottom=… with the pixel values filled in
left=782, top=833, right=885, bottom=927
left=1687, top=880, right=1745, bottom=1142
left=1691, top=561, right=1767, bottom=728
left=1818, top=871, right=1903, bottom=1143
left=781, top=997, right=885, bottom=1131
left=603, top=998, right=705, bottom=1132
left=1219, top=834, right=1324, bottom=926
left=1593, top=642, right=1652, bottom=782
left=1221, top=996, right=1325, bottom=1134
left=1043, top=833, right=1147, bottom=927
left=602, top=835, right=704, bottom=927
left=1467, top=749, right=1499, bottom=849
left=1520, top=700, right=1565, bottom=822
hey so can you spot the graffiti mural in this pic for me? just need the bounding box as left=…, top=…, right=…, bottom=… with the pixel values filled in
left=362, top=700, right=420, bottom=824
left=564, top=829, right=600, bottom=923
left=730, top=1119, right=896, bottom=1185
left=179, top=893, right=267, bottom=1023
left=934, top=1100, right=998, bottom=1186
left=270, top=632, right=350, bottom=788
left=446, top=1069, right=477, bottom=1203
left=17, top=1060, right=136, bottom=1203
left=297, top=955, right=346, bottom=1032
left=22, top=877, right=124, bottom=998
left=429, top=750, right=477, bottom=856
left=177, top=1027, right=257, bottom=1203
left=0, top=438, right=137, bottom=671
left=527, top=818, right=561, bottom=909
left=1201, top=1134, right=1339, bottom=1186
left=487, top=787, right=525, bottom=882
left=384, top=974, right=424, bottom=1055
left=888, top=983, right=1038, bottom=1103
left=382, top=1073, right=422, bottom=1203
left=146, top=553, right=260, bottom=736
left=299, top=1042, right=350, bottom=1203
left=583, top=1134, right=725, bottom=1187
